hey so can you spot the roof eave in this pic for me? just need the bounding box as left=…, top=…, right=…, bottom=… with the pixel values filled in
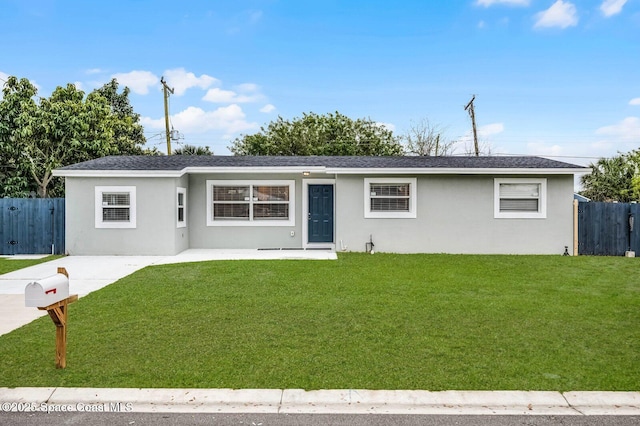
left=52, top=169, right=186, bottom=178
left=324, top=167, right=591, bottom=175
left=53, top=166, right=591, bottom=177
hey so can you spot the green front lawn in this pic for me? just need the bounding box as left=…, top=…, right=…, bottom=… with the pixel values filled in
left=0, top=254, right=638, bottom=390
left=0, top=255, right=62, bottom=275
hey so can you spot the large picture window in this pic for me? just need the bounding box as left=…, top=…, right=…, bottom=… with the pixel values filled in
left=206, top=180, right=295, bottom=226
left=95, top=186, right=136, bottom=228
left=494, top=178, right=547, bottom=219
left=364, top=178, right=417, bottom=219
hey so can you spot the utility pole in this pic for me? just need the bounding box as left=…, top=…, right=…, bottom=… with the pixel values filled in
left=160, top=77, right=175, bottom=155
left=464, top=95, right=479, bottom=156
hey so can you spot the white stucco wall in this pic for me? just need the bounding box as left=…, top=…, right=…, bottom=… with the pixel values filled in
left=64, top=172, right=575, bottom=255
left=188, top=173, right=304, bottom=249
left=335, top=174, right=575, bottom=254
left=65, top=176, right=187, bottom=255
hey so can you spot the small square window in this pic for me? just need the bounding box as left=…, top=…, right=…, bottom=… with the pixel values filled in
left=364, top=178, right=417, bottom=219
left=494, top=178, right=546, bottom=219
left=95, top=186, right=136, bottom=228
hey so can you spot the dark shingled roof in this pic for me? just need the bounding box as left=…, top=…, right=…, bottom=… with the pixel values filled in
left=57, top=155, right=587, bottom=171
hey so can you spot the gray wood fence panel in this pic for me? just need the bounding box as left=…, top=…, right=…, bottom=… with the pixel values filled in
left=630, top=204, right=640, bottom=253
left=578, top=202, right=635, bottom=256
left=0, top=198, right=65, bottom=255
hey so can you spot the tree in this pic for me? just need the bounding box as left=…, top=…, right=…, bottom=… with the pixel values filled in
left=0, top=76, right=153, bottom=198
left=24, top=84, right=120, bottom=197
left=94, top=78, right=147, bottom=155
left=173, top=144, right=214, bottom=155
left=402, top=118, right=455, bottom=156
left=229, top=111, right=403, bottom=156
left=0, top=77, right=41, bottom=197
left=580, top=152, right=640, bottom=202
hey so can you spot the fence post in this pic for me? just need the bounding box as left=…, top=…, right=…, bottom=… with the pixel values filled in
left=573, top=199, right=579, bottom=256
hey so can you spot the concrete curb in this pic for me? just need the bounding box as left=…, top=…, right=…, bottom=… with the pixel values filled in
left=1, top=388, right=639, bottom=415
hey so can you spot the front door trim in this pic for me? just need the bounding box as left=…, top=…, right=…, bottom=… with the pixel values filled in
left=302, top=179, right=336, bottom=249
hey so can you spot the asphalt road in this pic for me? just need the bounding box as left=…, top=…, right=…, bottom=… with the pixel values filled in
left=2, top=413, right=640, bottom=425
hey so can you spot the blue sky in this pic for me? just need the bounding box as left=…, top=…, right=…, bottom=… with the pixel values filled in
left=1, top=0, right=639, bottom=164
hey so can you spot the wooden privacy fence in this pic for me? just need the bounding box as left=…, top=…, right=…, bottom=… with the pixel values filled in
left=577, top=201, right=640, bottom=256
left=0, top=198, right=65, bottom=255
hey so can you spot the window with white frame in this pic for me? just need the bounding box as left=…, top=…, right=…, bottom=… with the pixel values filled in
left=206, top=180, right=295, bottom=226
left=494, top=178, right=547, bottom=219
left=177, top=187, right=186, bottom=228
left=364, top=178, right=417, bottom=218
left=95, top=186, right=136, bottom=228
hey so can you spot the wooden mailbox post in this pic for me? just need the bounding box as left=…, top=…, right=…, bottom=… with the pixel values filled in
left=25, top=267, right=77, bottom=369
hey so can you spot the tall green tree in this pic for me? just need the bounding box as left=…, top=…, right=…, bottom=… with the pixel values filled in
left=0, top=76, right=153, bottom=198
left=0, top=77, right=38, bottom=196
left=24, top=83, right=117, bottom=197
left=94, top=78, right=147, bottom=155
left=580, top=151, right=640, bottom=202
left=229, top=111, right=403, bottom=156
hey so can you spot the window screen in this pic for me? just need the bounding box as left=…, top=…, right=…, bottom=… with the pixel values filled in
left=499, top=183, right=540, bottom=212
left=102, top=193, right=130, bottom=222
left=369, top=183, right=410, bottom=212
left=212, top=184, right=290, bottom=221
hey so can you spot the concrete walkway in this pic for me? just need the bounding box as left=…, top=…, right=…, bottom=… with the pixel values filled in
left=0, top=249, right=337, bottom=336
left=0, top=388, right=638, bottom=415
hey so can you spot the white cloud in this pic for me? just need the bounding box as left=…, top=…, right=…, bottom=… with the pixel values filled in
left=141, top=104, right=258, bottom=135
left=534, top=0, right=578, bottom=29
left=629, top=98, right=640, bottom=106
left=260, top=104, right=276, bottom=113
left=73, top=81, right=84, bottom=91
left=478, top=122, right=504, bottom=137
left=476, top=0, right=529, bottom=6
left=235, top=83, right=260, bottom=93
left=85, top=68, right=103, bottom=75
left=376, top=122, right=396, bottom=132
left=600, top=0, right=627, bottom=17
left=202, top=87, right=262, bottom=103
left=111, top=70, right=159, bottom=95
left=163, top=68, right=219, bottom=96
left=595, top=117, right=640, bottom=142
left=526, top=142, right=564, bottom=157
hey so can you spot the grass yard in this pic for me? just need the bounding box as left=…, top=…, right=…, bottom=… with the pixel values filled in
left=0, top=255, right=62, bottom=275
left=0, top=253, right=638, bottom=391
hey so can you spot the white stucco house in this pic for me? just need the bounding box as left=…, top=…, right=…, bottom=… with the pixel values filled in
left=52, top=155, right=588, bottom=255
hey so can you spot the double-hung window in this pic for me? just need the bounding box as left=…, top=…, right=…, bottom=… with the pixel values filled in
left=95, top=186, right=136, bottom=228
left=364, top=178, right=417, bottom=218
left=177, top=187, right=186, bottom=228
left=206, top=180, right=295, bottom=226
left=494, top=178, right=547, bottom=219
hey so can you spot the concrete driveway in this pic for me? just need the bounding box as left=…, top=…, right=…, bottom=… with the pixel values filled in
left=0, top=249, right=336, bottom=336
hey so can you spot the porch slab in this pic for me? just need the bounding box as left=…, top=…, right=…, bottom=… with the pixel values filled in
left=155, top=248, right=337, bottom=265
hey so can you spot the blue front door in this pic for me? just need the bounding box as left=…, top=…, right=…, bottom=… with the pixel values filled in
left=308, top=185, right=334, bottom=243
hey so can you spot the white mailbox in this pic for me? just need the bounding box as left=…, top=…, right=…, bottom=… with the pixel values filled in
left=25, top=271, right=70, bottom=308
